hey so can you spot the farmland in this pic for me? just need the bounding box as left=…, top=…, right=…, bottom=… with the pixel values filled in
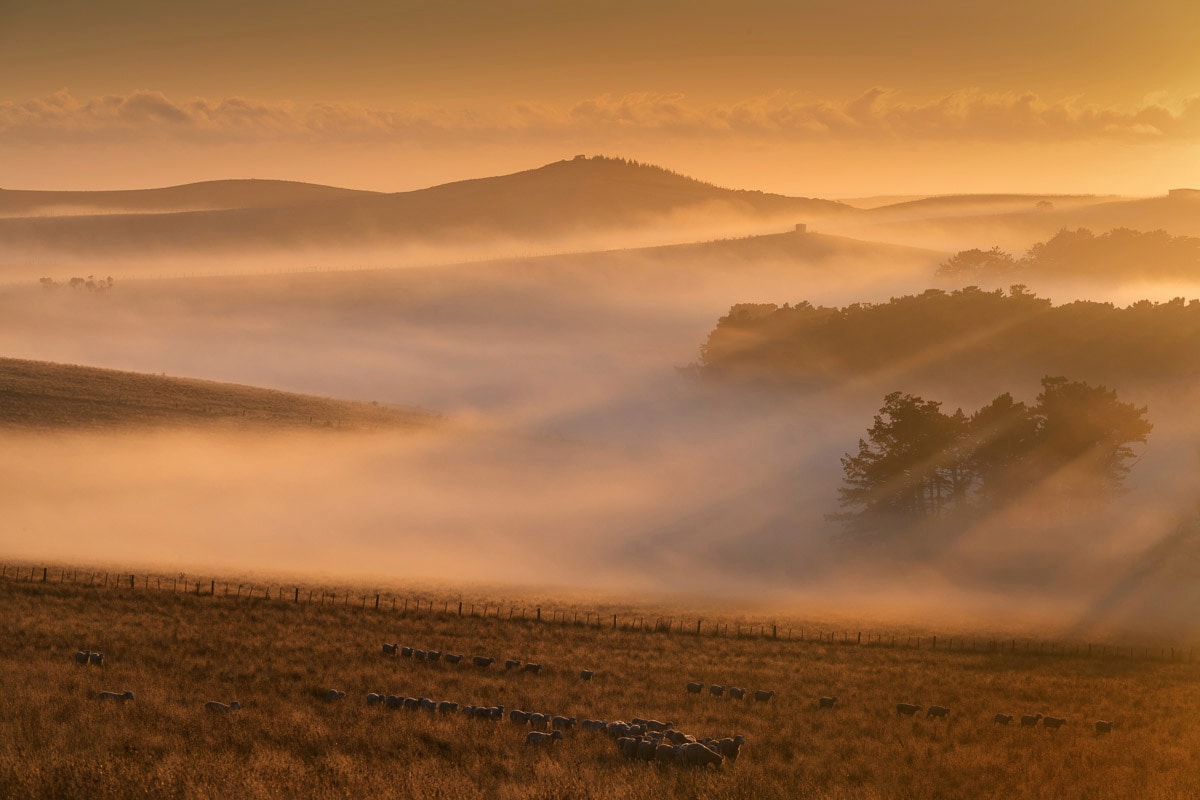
left=2, top=572, right=1198, bottom=800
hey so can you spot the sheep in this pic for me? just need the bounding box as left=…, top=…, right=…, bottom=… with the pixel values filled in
left=510, top=709, right=531, bottom=725
left=716, top=735, right=746, bottom=762
left=325, top=689, right=347, bottom=702
left=473, top=656, right=496, bottom=668
left=581, top=719, right=607, bottom=732
left=686, top=681, right=703, bottom=695
left=381, top=643, right=398, bottom=656
left=404, top=697, right=421, bottom=710
left=579, top=669, right=595, bottom=681
left=1043, top=716, right=1067, bottom=730
left=527, top=712, right=551, bottom=730
left=728, top=687, right=747, bottom=700
left=819, top=696, right=840, bottom=709
left=438, top=701, right=459, bottom=714
left=97, top=690, right=134, bottom=702
left=88, top=652, right=106, bottom=666
left=644, top=719, right=674, bottom=732
left=896, top=703, right=923, bottom=716
left=205, top=701, right=241, bottom=713
left=426, top=650, right=442, bottom=662
left=525, top=730, right=563, bottom=745
left=927, top=705, right=950, bottom=720
left=994, top=713, right=1014, bottom=725
left=709, top=684, right=726, bottom=697
left=486, top=706, right=506, bottom=720
left=400, top=647, right=414, bottom=658
left=413, top=649, right=426, bottom=660
left=443, top=653, right=463, bottom=665
left=1095, top=720, right=1114, bottom=735
left=522, top=663, right=543, bottom=675
left=460, top=705, right=477, bottom=716
left=753, top=689, right=776, bottom=703
left=655, top=743, right=680, bottom=763
left=385, top=695, right=403, bottom=709
left=1020, top=713, right=1043, bottom=727
left=418, top=697, right=437, bottom=712
left=618, top=736, right=641, bottom=759
left=636, top=739, right=658, bottom=761
left=366, top=693, right=386, bottom=706
left=74, top=651, right=91, bottom=666
left=551, top=716, right=577, bottom=731
left=505, top=659, right=521, bottom=671
left=679, top=742, right=724, bottom=769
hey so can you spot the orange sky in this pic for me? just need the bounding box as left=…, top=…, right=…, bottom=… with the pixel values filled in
left=2, top=0, right=1198, bottom=195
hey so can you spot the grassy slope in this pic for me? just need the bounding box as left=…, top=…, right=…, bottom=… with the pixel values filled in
left=0, top=357, right=436, bottom=431
left=2, top=576, right=1197, bottom=800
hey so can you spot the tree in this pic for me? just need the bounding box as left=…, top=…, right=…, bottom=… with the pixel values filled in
left=967, top=392, right=1039, bottom=503
left=935, top=246, right=1019, bottom=280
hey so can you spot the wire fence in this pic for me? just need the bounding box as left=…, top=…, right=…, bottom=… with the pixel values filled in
left=4, top=563, right=1194, bottom=664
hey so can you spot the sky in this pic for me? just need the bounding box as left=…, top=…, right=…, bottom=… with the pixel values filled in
left=2, top=0, right=1199, bottom=196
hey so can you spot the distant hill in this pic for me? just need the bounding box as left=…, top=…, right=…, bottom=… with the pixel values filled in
left=0, top=357, right=438, bottom=431
left=0, top=157, right=854, bottom=262
left=0, top=179, right=380, bottom=218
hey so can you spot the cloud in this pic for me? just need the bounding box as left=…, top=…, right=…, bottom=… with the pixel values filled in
left=4, top=88, right=1200, bottom=146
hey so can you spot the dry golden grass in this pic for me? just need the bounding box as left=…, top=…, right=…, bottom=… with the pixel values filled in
left=3, top=573, right=1199, bottom=799
left=0, top=357, right=437, bottom=431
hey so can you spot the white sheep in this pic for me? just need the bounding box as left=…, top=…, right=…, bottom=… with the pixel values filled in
left=325, top=689, right=347, bottom=702
left=525, top=730, right=563, bottom=745
left=579, top=669, right=595, bottom=681
left=926, top=705, right=950, bottom=719
left=896, top=703, right=922, bottom=716
left=709, top=684, right=726, bottom=697
left=728, top=687, right=747, bottom=700
left=74, top=651, right=91, bottom=666
left=994, top=713, right=1014, bottom=725
left=88, top=652, right=106, bottom=666
left=1095, top=720, right=1114, bottom=734
left=551, top=716, right=577, bottom=730
left=381, top=643, right=398, bottom=656
left=473, top=656, right=496, bottom=668
left=753, top=689, right=776, bottom=703
left=205, top=701, right=241, bottom=713
left=1020, top=713, right=1042, bottom=727
left=1043, top=716, right=1067, bottom=730
left=366, top=692, right=386, bottom=706
left=679, top=742, right=724, bottom=768
left=97, top=690, right=134, bottom=702
left=819, top=696, right=839, bottom=709
left=686, top=681, right=703, bottom=694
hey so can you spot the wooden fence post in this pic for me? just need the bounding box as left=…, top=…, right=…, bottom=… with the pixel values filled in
left=537, top=607, right=541, bottom=621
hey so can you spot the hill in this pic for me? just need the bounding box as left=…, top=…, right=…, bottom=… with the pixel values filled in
left=0, top=157, right=854, bottom=262
left=0, top=179, right=381, bottom=218
left=0, top=357, right=438, bottom=431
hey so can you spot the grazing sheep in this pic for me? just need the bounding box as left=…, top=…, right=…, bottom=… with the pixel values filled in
left=426, top=650, right=442, bottom=662
left=753, top=689, right=776, bottom=703
left=636, top=739, right=658, bottom=761
left=1095, top=720, right=1114, bottom=735
left=528, top=712, right=551, bottom=730
left=645, top=720, right=674, bottom=732
left=486, top=706, right=505, bottom=720
left=366, top=693, right=387, bottom=707
left=896, top=703, right=923, bottom=716
left=686, top=682, right=703, bottom=694
left=74, top=651, right=91, bottom=666
left=716, top=735, right=746, bottom=761
left=385, top=695, right=403, bottom=710
left=710, top=684, right=726, bottom=697
left=404, top=697, right=420, bottom=710
left=473, top=656, right=496, bottom=668
left=679, top=742, right=724, bottom=769
left=418, top=697, right=437, bottom=712
left=88, top=652, right=106, bottom=666
left=1043, top=716, right=1067, bottom=730
left=438, top=701, right=459, bottom=714
left=97, top=690, right=135, bottom=702
left=443, top=653, right=463, bottom=665
left=381, top=643, right=398, bottom=656
left=728, top=687, right=747, bottom=700
left=618, top=737, right=641, bottom=759
left=581, top=719, right=607, bottom=732
left=927, top=705, right=950, bottom=720
left=525, top=730, right=563, bottom=746
left=205, top=701, right=241, bottom=713
left=460, top=705, right=477, bottom=716
left=994, top=713, right=1014, bottom=725
left=413, top=649, right=426, bottom=660
left=400, top=647, right=414, bottom=658
left=655, top=743, right=679, bottom=763
left=505, top=659, right=521, bottom=671
left=325, top=689, right=347, bottom=702
left=510, top=709, right=530, bottom=725
left=551, top=716, right=577, bottom=731
left=580, top=669, right=595, bottom=681
left=1020, top=713, right=1043, bottom=727
left=819, top=696, right=840, bottom=709
left=522, top=663, right=543, bottom=675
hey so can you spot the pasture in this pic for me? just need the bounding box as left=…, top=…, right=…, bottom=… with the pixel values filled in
left=2, top=573, right=1198, bottom=799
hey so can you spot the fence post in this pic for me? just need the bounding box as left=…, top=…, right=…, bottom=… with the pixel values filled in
left=537, top=607, right=541, bottom=621
left=375, top=594, right=380, bottom=609
left=612, top=613, right=617, bottom=630
left=42, top=567, right=47, bottom=582
left=129, top=574, right=134, bottom=589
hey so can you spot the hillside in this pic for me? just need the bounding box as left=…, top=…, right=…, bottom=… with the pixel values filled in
left=0, top=157, right=854, bottom=261
left=0, top=179, right=381, bottom=218
left=0, top=357, right=437, bottom=431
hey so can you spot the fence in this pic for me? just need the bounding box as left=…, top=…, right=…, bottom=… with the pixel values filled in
left=2, top=563, right=1193, bottom=664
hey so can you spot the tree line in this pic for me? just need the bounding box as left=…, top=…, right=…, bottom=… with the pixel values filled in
left=936, top=227, right=1200, bottom=282
left=836, top=377, right=1152, bottom=538
left=698, top=286, right=1200, bottom=390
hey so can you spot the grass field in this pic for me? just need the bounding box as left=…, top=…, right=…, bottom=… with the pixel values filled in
left=0, top=357, right=437, bottom=431
left=3, top=572, right=1198, bottom=800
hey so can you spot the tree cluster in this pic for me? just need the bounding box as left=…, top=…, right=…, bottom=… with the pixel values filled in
left=39, top=276, right=115, bottom=292
left=699, top=287, right=1200, bottom=390
left=837, top=377, right=1152, bottom=537
left=936, top=227, right=1200, bottom=282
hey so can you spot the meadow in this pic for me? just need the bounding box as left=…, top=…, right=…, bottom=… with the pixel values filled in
left=3, top=569, right=1198, bottom=800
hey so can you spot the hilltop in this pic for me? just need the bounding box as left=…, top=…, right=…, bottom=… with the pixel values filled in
left=0, top=157, right=853, bottom=263
left=0, top=357, right=437, bottom=431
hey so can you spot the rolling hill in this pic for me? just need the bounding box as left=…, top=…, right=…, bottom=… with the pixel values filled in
left=0, top=157, right=853, bottom=262
left=0, top=357, right=438, bottom=431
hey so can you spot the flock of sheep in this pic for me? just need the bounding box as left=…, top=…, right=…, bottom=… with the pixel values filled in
left=894, top=702, right=1111, bottom=733
left=77, top=648, right=240, bottom=713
